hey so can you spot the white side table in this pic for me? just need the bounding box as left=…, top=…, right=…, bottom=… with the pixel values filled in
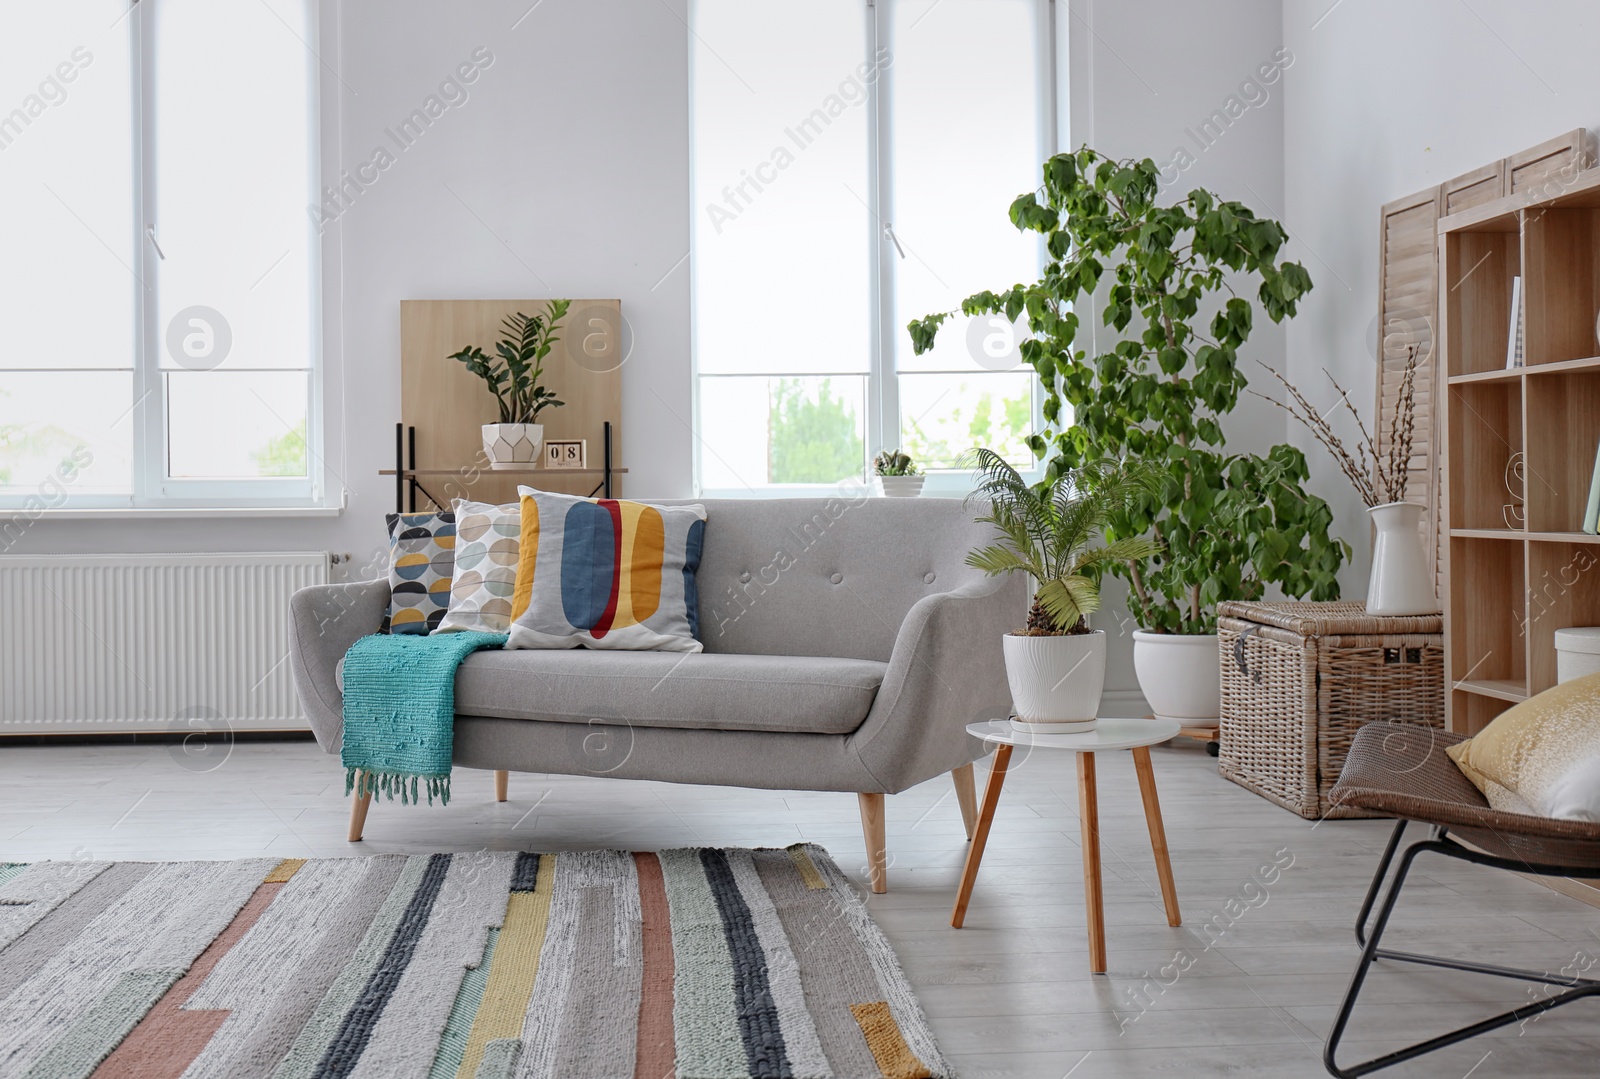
left=951, top=718, right=1183, bottom=974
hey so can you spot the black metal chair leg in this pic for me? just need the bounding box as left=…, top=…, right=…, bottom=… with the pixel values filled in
left=1354, top=819, right=1407, bottom=948
left=1326, top=835, right=1600, bottom=1078
left=1326, top=837, right=1426, bottom=1076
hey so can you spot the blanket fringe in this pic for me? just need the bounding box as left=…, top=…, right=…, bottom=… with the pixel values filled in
left=346, top=766, right=451, bottom=807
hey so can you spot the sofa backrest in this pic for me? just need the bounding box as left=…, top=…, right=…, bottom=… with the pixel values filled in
left=677, top=495, right=1009, bottom=662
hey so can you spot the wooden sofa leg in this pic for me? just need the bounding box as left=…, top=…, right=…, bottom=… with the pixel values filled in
left=494, top=770, right=509, bottom=802
left=348, top=771, right=373, bottom=842
left=952, top=763, right=978, bottom=841
left=858, top=792, right=887, bottom=894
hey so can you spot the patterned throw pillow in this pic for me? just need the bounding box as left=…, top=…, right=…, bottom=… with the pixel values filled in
left=437, top=499, right=521, bottom=634
left=507, top=486, right=707, bottom=652
left=385, top=511, right=455, bottom=635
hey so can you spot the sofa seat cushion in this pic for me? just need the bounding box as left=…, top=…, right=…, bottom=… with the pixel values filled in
left=453, top=650, right=887, bottom=735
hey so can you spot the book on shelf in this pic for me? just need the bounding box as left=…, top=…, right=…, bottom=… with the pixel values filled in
left=1506, top=276, right=1524, bottom=369
left=1584, top=436, right=1600, bottom=535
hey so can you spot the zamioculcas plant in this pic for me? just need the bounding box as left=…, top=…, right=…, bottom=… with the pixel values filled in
left=449, top=299, right=571, bottom=424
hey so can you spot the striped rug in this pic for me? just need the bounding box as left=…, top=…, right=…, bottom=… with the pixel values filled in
left=0, top=845, right=951, bottom=1079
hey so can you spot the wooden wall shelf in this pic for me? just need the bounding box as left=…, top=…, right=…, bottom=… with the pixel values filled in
left=398, top=299, right=625, bottom=509
left=1441, top=167, right=1600, bottom=737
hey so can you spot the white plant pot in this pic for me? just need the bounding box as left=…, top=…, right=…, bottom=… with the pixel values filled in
left=1366, top=501, right=1440, bottom=616
left=482, top=423, right=543, bottom=469
left=1003, top=630, right=1106, bottom=734
left=875, top=475, right=925, bottom=497
left=1133, top=630, right=1220, bottom=727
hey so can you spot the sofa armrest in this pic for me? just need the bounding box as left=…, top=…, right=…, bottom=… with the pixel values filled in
left=848, top=572, right=1027, bottom=792
left=288, top=579, right=388, bottom=752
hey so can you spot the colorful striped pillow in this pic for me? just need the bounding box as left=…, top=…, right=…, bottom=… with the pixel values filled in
left=507, top=487, right=707, bottom=652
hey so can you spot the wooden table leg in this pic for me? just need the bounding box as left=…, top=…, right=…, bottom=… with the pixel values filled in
left=1077, top=751, right=1105, bottom=973
left=950, top=744, right=1013, bottom=928
left=1132, top=745, right=1182, bottom=927
left=951, top=763, right=978, bottom=841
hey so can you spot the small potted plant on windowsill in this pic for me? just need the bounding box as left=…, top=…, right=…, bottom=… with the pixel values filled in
left=448, top=299, right=570, bottom=469
left=873, top=449, right=923, bottom=497
left=965, top=449, right=1159, bottom=733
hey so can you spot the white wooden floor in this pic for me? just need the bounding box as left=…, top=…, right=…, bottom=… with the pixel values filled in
left=3, top=735, right=1597, bottom=1077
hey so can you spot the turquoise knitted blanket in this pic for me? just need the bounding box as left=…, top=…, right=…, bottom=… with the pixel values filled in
left=340, top=630, right=507, bottom=806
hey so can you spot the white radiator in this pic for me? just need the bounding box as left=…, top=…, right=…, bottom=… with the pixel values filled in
left=0, top=552, right=329, bottom=734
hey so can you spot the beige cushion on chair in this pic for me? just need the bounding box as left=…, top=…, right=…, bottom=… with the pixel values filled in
left=1447, top=672, right=1600, bottom=821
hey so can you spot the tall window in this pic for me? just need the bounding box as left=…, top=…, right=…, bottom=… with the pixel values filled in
left=691, top=0, right=1052, bottom=495
left=0, top=1, right=322, bottom=510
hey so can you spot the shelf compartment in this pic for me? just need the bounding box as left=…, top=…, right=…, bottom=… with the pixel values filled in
left=1525, top=540, right=1600, bottom=695
left=1446, top=380, right=1523, bottom=531
left=1447, top=536, right=1527, bottom=698
left=1523, top=207, right=1600, bottom=366
left=1522, top=371, right=1600, bottom=533
left=1443, top=228, right=1521, bottom=376
left=1452, top=677, right=1529, bottom=702
left=1450, top=689, right=1517, bottom=736
left=1452, top=529, right=1600, bottom=544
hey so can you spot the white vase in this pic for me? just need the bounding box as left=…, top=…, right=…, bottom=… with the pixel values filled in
left=875, top=475, right=925, bottom=497
left=1132, top=630, right=1220, bottom=727
left=1366, top=501, right=1439, bottom=616
left=482, top=423, right=543, bottom=469
left=1003, top=630, right=1106, bottom=733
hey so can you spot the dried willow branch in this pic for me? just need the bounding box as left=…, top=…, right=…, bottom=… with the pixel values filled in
left=1250, top=344, right=1421, bottom=509
left=1382, top=346, right=1419, bottom=504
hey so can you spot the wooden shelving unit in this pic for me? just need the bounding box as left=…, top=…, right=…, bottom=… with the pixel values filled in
left=1440, top=169, right=1600, bottom=737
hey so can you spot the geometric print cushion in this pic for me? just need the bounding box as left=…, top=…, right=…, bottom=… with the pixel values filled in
left=384, top=511, right=455, bottom=635
left=436, top=499, right=521, bottom=634
left=507, top=486, right=707, bottom=652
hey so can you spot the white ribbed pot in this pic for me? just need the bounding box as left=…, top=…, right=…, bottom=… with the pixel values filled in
left=1366, top=501, right=1440, bottom=616
left=482, top=423, right=543, bottom=469
left=1003, top=630, right=1106, bottom=734
left=875, top=475, right=925, bottom=497
left=1133, top=630, right=1220, bottom=727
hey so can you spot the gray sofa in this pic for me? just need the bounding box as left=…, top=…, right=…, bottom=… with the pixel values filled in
left=288, top=496, right=1025, bottom=891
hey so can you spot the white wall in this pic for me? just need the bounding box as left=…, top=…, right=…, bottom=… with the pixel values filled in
left=1066, top=0, right=1289, bottom=710
left=1283, top=0, right=1600, bottom=589
left=18, top=0, right=693, bottom=575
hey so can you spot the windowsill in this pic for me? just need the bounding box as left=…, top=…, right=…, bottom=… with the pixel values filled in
left=2, top=504, right=345, bottom=521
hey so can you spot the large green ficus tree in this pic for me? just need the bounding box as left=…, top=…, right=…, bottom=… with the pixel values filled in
left=910, top=148, right=1348, bottom=633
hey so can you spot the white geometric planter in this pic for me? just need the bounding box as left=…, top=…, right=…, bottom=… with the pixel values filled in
left=1004, top=630, right=1106, bottom=734
left=875, top=475, right=925, bottom=497
left=1133, top=630, right=1220, bottom=727
left=483, top=423, right=543, bottom=469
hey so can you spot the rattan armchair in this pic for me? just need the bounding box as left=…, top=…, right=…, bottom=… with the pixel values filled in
left=1321, top=722, right=1600, bottom=1077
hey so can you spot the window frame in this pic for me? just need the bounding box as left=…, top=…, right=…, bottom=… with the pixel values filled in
left=691, top=0, right=1058, bottom=499
left=0, top=0, right=329, bottom=514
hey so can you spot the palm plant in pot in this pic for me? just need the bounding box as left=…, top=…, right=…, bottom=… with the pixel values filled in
left=912, top=148, right=1348, bottom=727
left=965, top=449, right=1160, bottom=733
left=448, top=299, right=570, bottom=468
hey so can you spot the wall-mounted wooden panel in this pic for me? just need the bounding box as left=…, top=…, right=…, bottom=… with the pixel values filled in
left=400, top=299, right=623, bottom=507
left=1442, top=161, right=1505, bottom=216
left=1376, top=185, right=1442, bottom=585
left=1507, top=128, right=1587, bottom=197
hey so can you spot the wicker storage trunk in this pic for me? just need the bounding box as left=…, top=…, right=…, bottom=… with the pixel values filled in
left=1217, top=601, right=1444, bottom=819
